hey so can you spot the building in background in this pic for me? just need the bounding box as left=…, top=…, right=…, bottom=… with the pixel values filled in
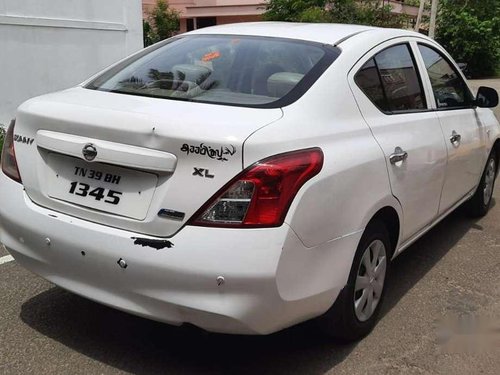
left=143, top=0, right=422, bottom=33
left=387, top=0, right=424, bottom=29
left=142, top=1, right=263, bottom=33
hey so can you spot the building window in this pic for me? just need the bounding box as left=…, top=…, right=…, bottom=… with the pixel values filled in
left=196, top=17, right=217, bottom=29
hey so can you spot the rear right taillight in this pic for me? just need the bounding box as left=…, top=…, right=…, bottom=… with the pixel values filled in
left=1, top=120, right=22, bottom=183
left=188, top=148, right=323, bottom=228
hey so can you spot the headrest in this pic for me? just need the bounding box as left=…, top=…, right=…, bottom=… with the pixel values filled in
left=267, top=72, right=304, bottom=98
left=172, top=64, right=211, bottom=82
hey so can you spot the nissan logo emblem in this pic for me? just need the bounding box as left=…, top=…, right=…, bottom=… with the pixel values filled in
left=82, top=143, right=97, bottom=161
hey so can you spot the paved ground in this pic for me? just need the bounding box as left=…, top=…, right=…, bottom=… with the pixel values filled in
left=1, top=81, right=499, bottom=375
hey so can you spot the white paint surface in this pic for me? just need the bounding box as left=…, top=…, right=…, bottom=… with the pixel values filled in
left=0, top=255, right=14, bottom=265
left=0, top=0, right=143, bottom=126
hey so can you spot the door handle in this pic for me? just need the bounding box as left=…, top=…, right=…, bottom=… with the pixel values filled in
left=450, top=131, right=462, bottom=146
left=389, top=147, right=408, bottom=165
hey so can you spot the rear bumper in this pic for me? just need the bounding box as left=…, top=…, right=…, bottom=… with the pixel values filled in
left=0, top=173, right=361, bottom=334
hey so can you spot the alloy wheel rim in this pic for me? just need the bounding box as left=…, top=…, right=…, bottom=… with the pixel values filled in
left=354, top=239, right=387, bottom=322
left=483, top=158, right=496, bottom=206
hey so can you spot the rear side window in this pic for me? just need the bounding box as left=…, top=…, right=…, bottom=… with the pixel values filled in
left=355, top=44, right=426, bottom=113
left=418, top=44, right=473, bottom=109
left=355, top=59, right=388, bottom=111
left=86, top=35, right=340, bottom=108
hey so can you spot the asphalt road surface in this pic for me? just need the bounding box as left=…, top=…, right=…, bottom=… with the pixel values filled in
left=1, top=81, right=500, bottom=375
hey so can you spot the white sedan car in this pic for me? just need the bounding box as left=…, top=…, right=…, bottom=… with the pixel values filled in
left=1, top=23, right=499, bottom=341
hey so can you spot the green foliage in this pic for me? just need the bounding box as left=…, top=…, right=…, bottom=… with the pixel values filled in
left=298, top=6, right=331, bottom=22
left=332, top=0, right=406, bottom=27
left=436, top=0, right=500, bottom=78
left=143, top=0, right=180, bottom=47
left=404, top=0, right=423, bottom=6
left=264, top=0, right=407, bottom=28
left=263, top=0, right=327, bottom=21
left=143, top=19, right=154, bottom=47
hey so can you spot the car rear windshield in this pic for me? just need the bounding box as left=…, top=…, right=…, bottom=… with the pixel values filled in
left=86, top=35, right=340, bottom=108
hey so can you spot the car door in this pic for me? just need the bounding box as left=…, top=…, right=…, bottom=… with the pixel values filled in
left=349, top=40, right=448, bottom=243
left=416, top=43, right=487, bottom=214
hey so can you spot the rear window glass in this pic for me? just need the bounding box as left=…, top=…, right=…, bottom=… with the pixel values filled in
left=86, top=35, right=339, bottom=108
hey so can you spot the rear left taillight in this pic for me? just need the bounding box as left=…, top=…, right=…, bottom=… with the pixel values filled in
left=1, top=120, right=22, bottom=183
left=188, top=148, right=323, bottom=228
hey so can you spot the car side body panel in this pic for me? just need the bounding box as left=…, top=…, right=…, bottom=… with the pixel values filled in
left=243, top=48, right=398, bottom=249
left=347, top=37, right=448, bottom=243
left=345, top=31, right=500, bottom=245
left=412, top=40, right=491, bottom=214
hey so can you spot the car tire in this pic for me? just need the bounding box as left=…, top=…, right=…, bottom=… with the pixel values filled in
left=317, top=220, right=391, bottom=342
left=466, top=150, right=497, bottom=218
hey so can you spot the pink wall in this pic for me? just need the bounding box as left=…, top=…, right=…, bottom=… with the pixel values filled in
left=143, top=1, right=265, bottom=32
left=143, top=1, right=420, bottom=32
left=216, top=14, right=261, bottom=25
left=143, top=1, right=264, bottom=17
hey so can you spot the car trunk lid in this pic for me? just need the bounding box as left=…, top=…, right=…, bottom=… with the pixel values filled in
left=14, top=87, right=283, bottom=237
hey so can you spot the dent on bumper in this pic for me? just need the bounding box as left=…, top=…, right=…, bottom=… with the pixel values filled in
left=0, top=174, right=359, bottom=334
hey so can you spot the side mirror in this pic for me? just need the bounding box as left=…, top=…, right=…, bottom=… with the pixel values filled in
left=475, top=86, right=499, bottom=108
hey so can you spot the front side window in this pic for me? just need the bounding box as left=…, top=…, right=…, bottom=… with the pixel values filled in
left=418, top=44, right=473, bottom=109
left=355, top=44, right=426, bottom=113
left=86, top=35, right=339, bottom=108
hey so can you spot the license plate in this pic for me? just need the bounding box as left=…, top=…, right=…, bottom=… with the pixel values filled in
left=47, top=154, right=158, bottom=220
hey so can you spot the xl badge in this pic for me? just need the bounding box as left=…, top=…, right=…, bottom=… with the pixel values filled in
left=193, top=167, right=214, bottom=179
left=82, top=143, right=97, bottom=161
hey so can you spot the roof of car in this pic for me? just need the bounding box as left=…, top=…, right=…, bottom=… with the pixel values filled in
left=186, top=22, right=381, bottom=46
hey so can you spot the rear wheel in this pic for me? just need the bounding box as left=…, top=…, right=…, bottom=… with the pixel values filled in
left=318, top=221, right=391, bottom=342
left=466, top=150, right=497, bottom=217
